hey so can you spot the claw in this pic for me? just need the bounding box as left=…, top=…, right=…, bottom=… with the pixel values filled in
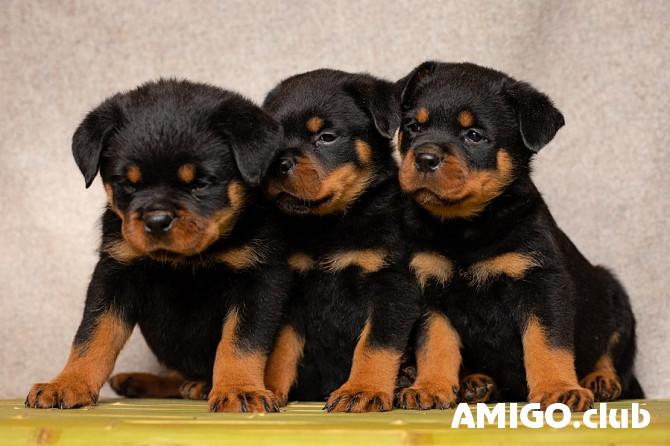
left=345, top=395, right=360, bottom=412
left=326, top=396, right=342, bottom=412
left=571, top=394, right=581, bottom=411
left=34, top=390, right=43, bottom=408
left=211, top=400, right=219, bottom=413
left=414, top=393, right=424, bottom=410
left=24, top=396, right=29, bottom=408
left=238, top=395, right=248, bottom=413
left=262, top=397, right=271, bottom=413
left=375, top=396, right=384, bottom=412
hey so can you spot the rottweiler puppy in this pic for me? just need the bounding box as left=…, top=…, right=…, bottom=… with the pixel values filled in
left=395, top=61, right=643, bottom=411
left=260, top=69, right=421, bottom=412
left=25, top=79, right=291, bottom=413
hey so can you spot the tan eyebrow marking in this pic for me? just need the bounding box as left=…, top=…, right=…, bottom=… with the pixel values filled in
left=306, top=117, right=324, bottom=133
left=416, top=108, right=429, bottom=124
left=127, top=165, right=141, bottom=184
left=458, top=111, right=474, bottom=127
left=178, top=164, right=195, bottom=184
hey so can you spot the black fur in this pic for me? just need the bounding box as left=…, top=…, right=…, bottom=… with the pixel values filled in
left=396, top=62, right=642, bottom=403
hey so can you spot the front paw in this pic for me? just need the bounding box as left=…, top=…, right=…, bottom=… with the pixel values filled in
left=26, top=379, right=98, bottom=409
left=459, top=374, right=497, bottom=403
left=579, top=372, right=621, bottom=402
left=267, top=387, right=289, bottom=408
left=530, top=386, right=594, bottom=411
left=397, top=384, right=458, bottom=410
left=325, top=386, right=393, bottom=413
left=207, top=387, right=279, bottom=413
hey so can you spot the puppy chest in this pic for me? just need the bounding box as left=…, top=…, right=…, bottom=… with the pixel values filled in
left=410, top=250, right=540, bottom=292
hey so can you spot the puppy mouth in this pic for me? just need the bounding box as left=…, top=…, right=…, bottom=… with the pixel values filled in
left=147, top=249, right=189, bottom=262
left=412, top=188, right=471, bottom=207
left=275, top=192, right=334, bottom=215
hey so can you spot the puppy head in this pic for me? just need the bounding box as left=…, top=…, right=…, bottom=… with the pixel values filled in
left=396, top=61, right=564, bottom=220
left=72, top=79, right=281, bottom=261
left=261, top=69, right=399, bottom=216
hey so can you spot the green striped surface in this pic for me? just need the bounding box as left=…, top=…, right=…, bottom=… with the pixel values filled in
left=1, top=399, right=668, bottom=445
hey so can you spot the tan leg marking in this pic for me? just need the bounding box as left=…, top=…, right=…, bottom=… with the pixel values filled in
left=264, top=326, right=305, bottom=406
left=209, top=310, right=277, bottom=413
left=326, top=321, right=402, bottom=413
left=579, top=332, right=622, bottom=401
left=27, top=313, right=132, bottom=408
left=523, top=316, right=594, bottom=411
left=398, top=312, right=461, bottom=410
left=109, top=372, right=184, bottom=398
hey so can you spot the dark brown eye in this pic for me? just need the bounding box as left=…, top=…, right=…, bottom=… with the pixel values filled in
left=190, top=179, right=210, bottom=195
left=408, top=122, right=422, bottom=133
left=466, top=130, right=483, bottom=142
left=318, top=133, right=337, bottom=143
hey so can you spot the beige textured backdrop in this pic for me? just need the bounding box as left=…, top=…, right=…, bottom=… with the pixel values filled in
left=1, top=0, right=668, bottom=400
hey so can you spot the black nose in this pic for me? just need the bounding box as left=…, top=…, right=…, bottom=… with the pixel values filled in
left=277, top=157, right=295, bottom=176
left=143, top=211, right=175, bottom=234
left=415, top=152, right=441, bottom=172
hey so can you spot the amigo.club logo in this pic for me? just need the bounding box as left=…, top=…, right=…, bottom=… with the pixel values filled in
left=451, top=403, right=650, bottom=429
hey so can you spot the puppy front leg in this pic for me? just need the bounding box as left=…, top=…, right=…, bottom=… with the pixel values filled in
left=208, top=308, right=279, bottom=413
left=325, top=266, right=421, bottom=413
left=26, top=312, right=132, bottom=409
left=26, top=259, right=135, bottom=409
left=264, top=325, right=305, bottom=407
left=325, top=319, right=403, bottom=413
left=397, top=312, right=461, bottom=410
left=523, top=314, right=594, bottom=411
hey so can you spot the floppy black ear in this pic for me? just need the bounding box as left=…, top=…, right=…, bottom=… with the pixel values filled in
left=396, top=61, right=438, bottom=110
left=506, top=81, right=565, bottom=152
left=346, top=76, right=401, bottom=139
left=72, top=95, right=124, bottom=188
left=213, top=98, right=282, bottom=186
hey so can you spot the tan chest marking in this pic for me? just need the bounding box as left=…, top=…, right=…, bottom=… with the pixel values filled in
left=321, top=249, right=388, bottom=273
left=217, top=242, right=268, bottom=270
left=410, top=252, right=454, bottom=290
left=287, top=252, right=316, bottom=273
left=468, top=252, right=540, bottom=286
left=101, top=238, right=143, bottom=263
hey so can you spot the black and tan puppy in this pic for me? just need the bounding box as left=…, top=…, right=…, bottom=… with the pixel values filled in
left=25, top=79, right=291, bottom=413
left=395, top=62, right=643, bottom=411
left=260, top=69, right=421, bottom=412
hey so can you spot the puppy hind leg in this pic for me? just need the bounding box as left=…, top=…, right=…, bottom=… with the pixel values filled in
left=579, top=331, right=624, bottom=402
left=109, top=371, right=186, bottom=398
